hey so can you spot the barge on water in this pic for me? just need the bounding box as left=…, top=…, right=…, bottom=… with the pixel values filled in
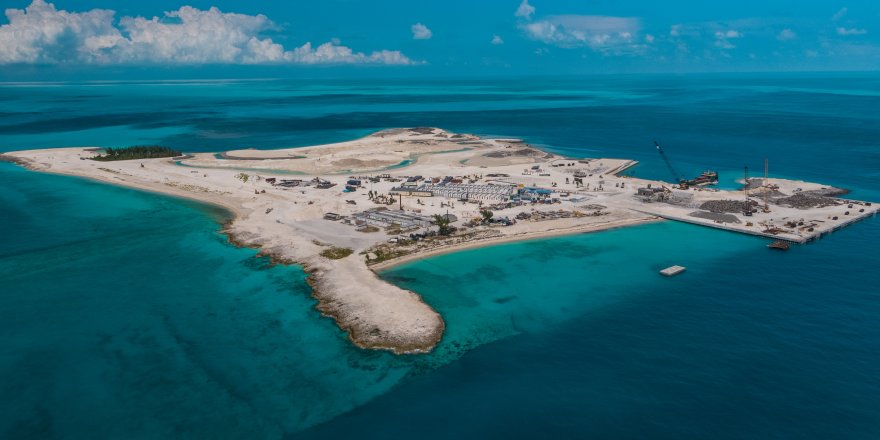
left=660, top=265, right=687, bottom=277
left=768, top=240, right=791, bottom=251
left=654, top=141, right=718, bottom=188
left=684, top=170, right=719, bottom=187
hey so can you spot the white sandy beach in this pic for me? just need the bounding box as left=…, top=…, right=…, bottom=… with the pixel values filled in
left=5, top=127, right=876, bottom=354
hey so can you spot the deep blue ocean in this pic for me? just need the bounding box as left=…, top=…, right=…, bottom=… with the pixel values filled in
left=1, top=74, right=879, bottom=439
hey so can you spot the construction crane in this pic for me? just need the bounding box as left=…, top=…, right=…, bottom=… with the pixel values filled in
left=653, top=140, right=719, bottom=189
left=654, top=140, right=685, bottom=185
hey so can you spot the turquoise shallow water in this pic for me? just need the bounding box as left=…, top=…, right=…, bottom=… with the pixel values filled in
left=382, top=221, right=763, bottom=358
left=0, top=163, right=414, bottom=437
left=1, top=74, right=879, bottom=438
left=307, top=216, right=880, bottom=439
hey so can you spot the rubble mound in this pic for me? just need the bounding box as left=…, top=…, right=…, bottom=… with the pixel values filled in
left=484, top=148, right=544, bottom=158
left=689, top=211, right=741, bottom=224
left=699, top=200, right=754, bottom=213
left=775, top=191, right=844, bottom=209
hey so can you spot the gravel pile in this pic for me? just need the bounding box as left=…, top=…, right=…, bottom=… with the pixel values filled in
left=803, top=187, right=849, bottom=197
left=663, top=193, right=695, bottom=207
left=689, top=211, right=741, bottom=224
left=775, top=192, right=842, bottom=209
left=744, top=178, right=765, bottom=191
left=484, top=148, right=545, bottom=158
left=699, top=199, right=753, bottom=213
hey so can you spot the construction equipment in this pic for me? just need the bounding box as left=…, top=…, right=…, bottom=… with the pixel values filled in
left=655, top=141, right=684, bottom=184
left=654, top=141, right=718, bottom=189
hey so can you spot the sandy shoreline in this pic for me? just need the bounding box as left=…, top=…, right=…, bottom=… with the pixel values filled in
left=370, top=216, right=662, bottom=272
left=5, top=127, right=876, bottom=355
left=2, top=152, right=442, bottom=354
left=2, top=154, right=251, bottom=220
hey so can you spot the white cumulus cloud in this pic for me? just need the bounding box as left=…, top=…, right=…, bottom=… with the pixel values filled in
left=521, top=15, right=642, bottom=54
left=0, top=0, right=417, bottom=65
left=515, top=0, right=535, bottom=20
left=837, top=27, right=867, bottom=36
left=411, top=22, right=432, bottom=40
left=491, top=35, right=504, bottom=45
left=777, top=29, right=797, bottom=41
left=832, top=7, right=848, bottom=22
left=714, top=30, right=743, bottom=39
left=713, top=29, right=743, bottom=49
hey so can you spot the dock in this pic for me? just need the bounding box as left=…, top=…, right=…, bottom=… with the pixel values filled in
left=633, top=202, right=878, bottom=245
left=660, top=265, right=686, bottom=277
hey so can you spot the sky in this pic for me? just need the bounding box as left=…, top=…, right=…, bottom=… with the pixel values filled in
left=0, top=0, right=878, bottom=79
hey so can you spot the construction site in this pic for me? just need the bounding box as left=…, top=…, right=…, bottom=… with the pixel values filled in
left=308, top=134, right=878, bottom=246
left=630, top=146, right=875, bottom=243
left=9, top=127, right=878, bottom=356
left=12, top=128, right=877, bottom=266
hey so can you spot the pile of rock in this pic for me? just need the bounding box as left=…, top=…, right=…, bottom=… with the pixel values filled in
left=689, top=211, right=741, bottom=224
left=775, top=192, right=842, bottom=209
left=484, top=148, right=550, bottom=159
left=699, top=199, right=755, bottom=213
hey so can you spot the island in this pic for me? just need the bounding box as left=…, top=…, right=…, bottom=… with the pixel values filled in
left=3, top=128, right=877, bottom=354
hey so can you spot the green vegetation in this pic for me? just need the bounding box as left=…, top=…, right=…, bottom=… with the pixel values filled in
left=320, top=247, right=354, bottom=259
left=365, top=247, right=410, bottom=265
left=235, top=173, right=250, bottom=183
left=480, top=210, right=494, bottom=223
left=91, top=146, right=182, bottom=161
left=433, top=214, right=453, bottom=236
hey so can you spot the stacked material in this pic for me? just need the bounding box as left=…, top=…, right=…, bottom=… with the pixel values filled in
left=775, top=192, right=843, bottom=209
left=689, top=211, right=741, bottom=224
left=699, top=200, right=753, bottom=213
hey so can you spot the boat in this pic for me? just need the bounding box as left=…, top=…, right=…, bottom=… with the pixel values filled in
left=686, top=170, right=719, bottom=187
left=767, top=240, right=790, bottom=251
left=653, top=141, right=718, bottom=188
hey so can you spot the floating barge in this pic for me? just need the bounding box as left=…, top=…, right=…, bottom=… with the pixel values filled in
left=768, top=240, right=791, bottom=251
left=660, top=265, right=687, bottom=277
left=685, top=170, right=719, bottom=187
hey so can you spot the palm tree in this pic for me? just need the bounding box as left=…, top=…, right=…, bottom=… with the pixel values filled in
left=433, top=214, right=452, bottom=236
